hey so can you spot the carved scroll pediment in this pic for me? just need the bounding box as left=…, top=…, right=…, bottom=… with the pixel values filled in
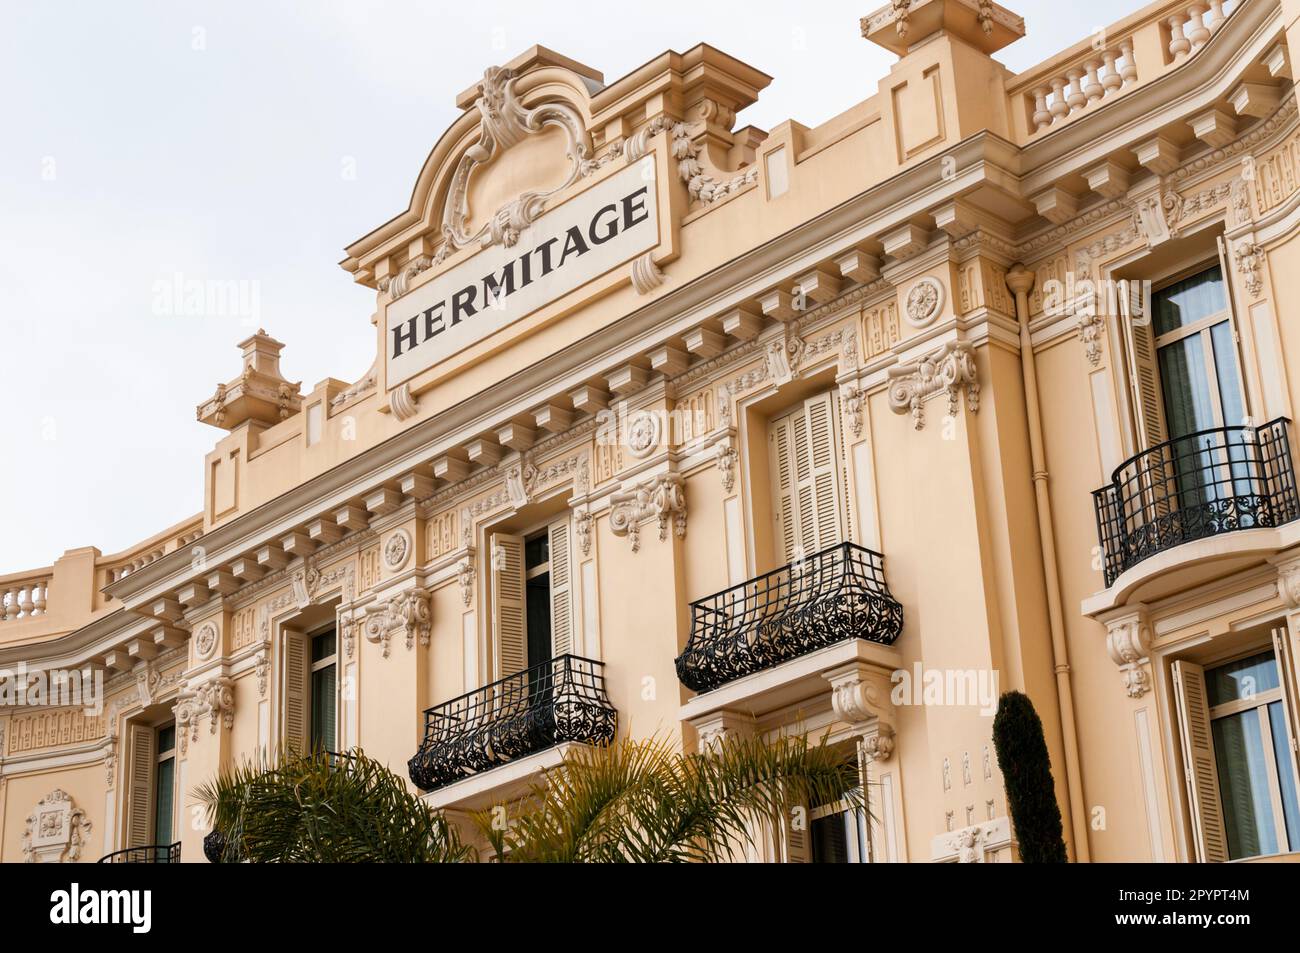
left=440, top=66, right=593, bottom=258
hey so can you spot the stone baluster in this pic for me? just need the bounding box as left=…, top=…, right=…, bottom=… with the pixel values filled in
left=1206, top=0, right=1226, bottom=30
left=1082, top=60, right=1103, bottom=103
left=1186, top=4, right=1210, bottom=50
left=1168, top=14, right=1190, bottom=59
left=1066, top=69, right=1086, bottom=112
left=17, top=585, right=33, bottom=618
left=1, top=588, right=13, bottom=620
left=32, top=581, right=47, bottom=615
left=1101, top=50, right=1122, bottom=93
left=1120, top=39, right=1137, bottom=84
left=1032, top=87, right=1052, bottom=131
left=1049, top=77, right=1069, bottom=122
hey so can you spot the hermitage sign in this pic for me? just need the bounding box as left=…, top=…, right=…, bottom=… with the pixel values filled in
left=386, top=156, right=659, bottom=386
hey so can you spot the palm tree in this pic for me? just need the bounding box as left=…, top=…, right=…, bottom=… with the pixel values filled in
left=197, top=736, right=861, bottom=863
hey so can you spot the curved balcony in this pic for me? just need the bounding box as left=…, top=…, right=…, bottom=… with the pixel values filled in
left=98, top=842, right=181, bottom=863
left=408, top=654, right=617, bottom=792
left=675, top=542, right=904, bottom=694
left=1092, top=418, right=1300, bottom=587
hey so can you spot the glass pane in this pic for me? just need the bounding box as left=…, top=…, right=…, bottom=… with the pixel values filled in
left=154, top=755, right=174, bottom=848
left=1206, top=651, right=1279, bottom=707
left=1213, top=709, right=1280, bottom=859
left=524, top=534, right=550, bottom=570
left=1211, top=322, right=1245, bottom=429
left=1159, top=334, right=1217, bottom=441
left=811, top=813, right=850, bottom=863
left=311, top=663, right=336, bottom=751
left=1268, top=701, right=1300, bottom=850
left=157, top=724, right=175, bottom=755
left=311, top=630, right=336, bottom=663
left=1153, top=266, right=1227, bottom=336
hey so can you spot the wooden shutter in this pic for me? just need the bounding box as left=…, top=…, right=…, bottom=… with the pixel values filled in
left=548, top=517, right=573, bottom=659
left=1120, top=280, right=1168, bottom=450
left=1173, top=660, right=1228, bottom=862
left=125, top=724, right=155, bottom=848
left=492, top=533, right=527, bottom=677
left=768, top=393, right=847, bottom=564
left=1270, top=627, right=1300, bottom=798
left=770, top=414, right=799, bottom=563
left=282, top=630, right=309, bottom=752
left=783, top=809, right=812, bottom=863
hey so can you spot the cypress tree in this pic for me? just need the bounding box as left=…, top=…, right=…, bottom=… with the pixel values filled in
left=992, top=690, right=1068, bottom=863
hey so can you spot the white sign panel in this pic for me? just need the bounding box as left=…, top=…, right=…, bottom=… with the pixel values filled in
left=386, top=156, right=659, bottom=386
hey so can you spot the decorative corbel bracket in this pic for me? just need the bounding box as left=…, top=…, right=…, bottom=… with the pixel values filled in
left=364, top=586, right=433, bottom=657
left=609, top=472, right=687, bottom=552
left=822, top=660, right=898, bottom=761
left=886, top=340, right=980, bottom=430
left=1103, top=605, right=1153, bottom=699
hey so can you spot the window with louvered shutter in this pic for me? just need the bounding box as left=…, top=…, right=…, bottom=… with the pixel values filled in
left=548, top=517, right=572, bottom=659
left=783, top=810, right=811, bottom=863
left=1270, top=627, right=1300, bottom=805
left=1120, top=284, right=1168, bottom=451
left=282, top=630, right=309, bottom=752
left=769, top=392, right=847, bottom=564
left=492, top=533, right=527, bottom=678
left=125, top=723, right=155, bottom=848
left=1173, top=659, right=1229, bottom=862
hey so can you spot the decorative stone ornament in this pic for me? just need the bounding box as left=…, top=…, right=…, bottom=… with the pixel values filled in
left=194, top=621, right=218, bottom=660
left=384, top=529, right=412, bottom=571
left=609, top=472, right=687, bottom=552
left=822, top=660, right=898, bottom=760
left=904, top=276, right=945, bottom=328
left=21, top=790, right=91, bottom=863
left=457, top=552, right=476, bottom=607
left=714, top=441, right=738, bottom=493
left=440, top=66, right=592, bottom=255
left=1104, top=607, right=1152, bottom=698
left=625, top=410, right=661, bottom=458
left=886, top=340, right=980, bottom=429
left=364, top=587, right=433, bottom=657
left=1235, top=239, right=1264, bottom=297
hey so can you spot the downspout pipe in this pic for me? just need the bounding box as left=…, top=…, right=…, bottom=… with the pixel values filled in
left=1005, top=265, right=1091, bottom=862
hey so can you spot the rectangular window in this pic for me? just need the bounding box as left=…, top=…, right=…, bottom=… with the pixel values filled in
left=310, top=629, right=337, bottom=752
left=491, top=516, right=572, bottom=680
left=154, top=725, right=176, bottom=860
left=1175, top=641, right=1300, bottom=861
left=810, top=794, right=869, bottom=863
left=768, top=391, right=848, bottom=564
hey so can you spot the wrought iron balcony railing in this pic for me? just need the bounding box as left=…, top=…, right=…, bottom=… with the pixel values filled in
left=675, top=542, right=904, bottom=694
left=1093, top=418, right=1300, bottom=587
left=408, top=653, right=617, bottom=792
left=99, top=842, right=181, bottom=863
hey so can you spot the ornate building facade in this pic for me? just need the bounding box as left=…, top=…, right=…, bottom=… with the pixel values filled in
left=3, top=0, right=1300, bottom=863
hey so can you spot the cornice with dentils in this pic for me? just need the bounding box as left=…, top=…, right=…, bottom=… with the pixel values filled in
left=96, top=134, right=1010, bottom=614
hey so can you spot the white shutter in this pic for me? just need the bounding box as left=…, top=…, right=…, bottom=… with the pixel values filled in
left=768, top=393, right=847, bottom=564
left=1270, top=627, right=1300, bottom=799
left=548, top=517, right=573, bottom=659
left=1120, top=281, right=1168, bottom=450
left=282, top=631, right=308, bottom=752
left=1173, top=660, right=1228, bottom=862
left=125, top=724, right=155, bottom=848
left=492, top=533, right=527, bottom=677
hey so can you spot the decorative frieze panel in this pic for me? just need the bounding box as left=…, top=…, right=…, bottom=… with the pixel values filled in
left=609, top=472, right=687, bottom=552
left=359, top=545, right=381, bottom=592
left=887, top=340, right=980, bottom=430
left=21, top=790, right=91, bottom=863
left=6, top=709, right=105, bottom=754
left=1253, top=124, right=1300, bottom=216
left=232, top=606, right=257, bottom=651
left=931, top=816, right=1013, bottom=863
left=861, top=299, right=901, bottom=361
left=426, top=510, right=459, bottom=562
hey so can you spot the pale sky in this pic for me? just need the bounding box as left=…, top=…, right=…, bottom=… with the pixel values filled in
left=0, top=0, right=1142, bottom=574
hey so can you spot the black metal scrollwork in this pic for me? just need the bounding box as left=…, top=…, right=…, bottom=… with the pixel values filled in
left=407, top=654, right=617, bottom=791
left=1093, top=418, right=1299, bottom=587
left=674, top=542, right=904, bottom=694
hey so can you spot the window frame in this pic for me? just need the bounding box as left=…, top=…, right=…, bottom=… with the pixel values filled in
left=308, top=626, right=338, bottom=753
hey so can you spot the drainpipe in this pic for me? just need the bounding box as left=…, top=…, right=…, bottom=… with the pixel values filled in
left=1005, top=265, right=1091, bottom=862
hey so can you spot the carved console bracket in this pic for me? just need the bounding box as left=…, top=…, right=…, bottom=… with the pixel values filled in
left=609, top=472, right=687, bottom=553
left=887, top=340, right=980, bottom=430
left=822, top=659, right=898, bottom=761
left=364, top=586, right=433, bottom=658
left=1102, top=605, right=1152, bottom=699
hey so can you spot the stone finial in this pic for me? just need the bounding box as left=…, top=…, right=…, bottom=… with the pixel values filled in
left=197, top=329, right=302, bottom=430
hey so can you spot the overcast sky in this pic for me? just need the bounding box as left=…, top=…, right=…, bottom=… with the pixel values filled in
left=0, top=0, right=1143, bottom=574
